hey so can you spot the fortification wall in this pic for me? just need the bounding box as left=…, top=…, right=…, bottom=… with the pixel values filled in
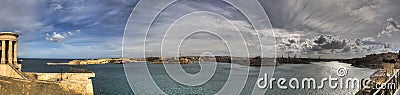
left=33, top=72, right=95, bottom=94
left=32, top=73, right=95, bottom=81
left=60, top=79, right=94, bottom=95
left=26, top=72, right=95, bottom=94
left=0, top=66, right=95, bottom=95
left=0, top=75, right=80, bottom=95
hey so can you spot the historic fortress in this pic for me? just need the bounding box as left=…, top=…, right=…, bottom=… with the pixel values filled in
left=0, top=32, right=95, bottom=95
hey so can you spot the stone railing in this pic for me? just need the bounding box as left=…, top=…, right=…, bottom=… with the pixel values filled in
left=373, top=69, right=400, bottom=95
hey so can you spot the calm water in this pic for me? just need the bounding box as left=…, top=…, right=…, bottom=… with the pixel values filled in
left=21, top=58, right=133, bottom=95
left=21, top=59, right=376, bottom=95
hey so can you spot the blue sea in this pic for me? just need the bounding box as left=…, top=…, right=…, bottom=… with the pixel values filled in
left=21, top=58, right=376, bottom=95
left=21, top=58, right=133, bottom=95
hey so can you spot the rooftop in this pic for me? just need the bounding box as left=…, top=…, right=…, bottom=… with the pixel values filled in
left=0, top=32, right=19, bottom=37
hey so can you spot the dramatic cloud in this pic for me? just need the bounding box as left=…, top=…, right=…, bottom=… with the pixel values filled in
left=277, top=33, right=394, bottom=56
left=341, top=0, right=388, bottom=23
left=123, top=0, right=275, bottom=57
left=260, top=0, right=400, bottom=40
left=257, top=0, right=400, bottom=58
left=122, top=0, right=400, bottom=58
left=378, top=18, right=400, bottom=37
left=1, top=0, right=400, bottom=58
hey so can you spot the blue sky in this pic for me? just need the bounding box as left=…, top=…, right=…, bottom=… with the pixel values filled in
left=0, top=0, right=137, bottom=58
left=1, top=0, right=400, bottom=59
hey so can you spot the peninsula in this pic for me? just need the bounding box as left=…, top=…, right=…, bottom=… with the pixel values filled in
left=146, top=57, right=192, bottom=64
left=47, top=58, right=146, bottom=65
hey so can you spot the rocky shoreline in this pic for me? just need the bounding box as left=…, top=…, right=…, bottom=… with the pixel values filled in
left=340, top=51, right=400, bottom=69
left=143, top=51, right=400, bottom=68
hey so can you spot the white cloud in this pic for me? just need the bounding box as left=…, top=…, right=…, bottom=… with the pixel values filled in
left=45, top=30, right=79, bottom=42
left=67, top=31, right=73, bottom=36
left=53, top=3, right=63, bottom=10
left=46, top=32, right=66, bottom=42
left=378, top=18, right=400, bottom=37
left=0, top=0, right=134, bottom=58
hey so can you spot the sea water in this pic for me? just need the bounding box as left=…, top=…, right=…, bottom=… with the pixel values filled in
left=21, top=59, right=375, bottom=95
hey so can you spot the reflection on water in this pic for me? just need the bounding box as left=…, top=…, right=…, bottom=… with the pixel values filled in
left=21, top=59, right=375, bottom=95
left=270, top=61, right=376, bottom=94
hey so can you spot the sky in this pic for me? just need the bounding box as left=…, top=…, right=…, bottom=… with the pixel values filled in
left=0, top=0, right=137, bottom=58
left=1, top=0, right=399, bottom=59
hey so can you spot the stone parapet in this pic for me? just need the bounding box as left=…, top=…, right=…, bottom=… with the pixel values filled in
left=29, top=72, right=95, bottom=81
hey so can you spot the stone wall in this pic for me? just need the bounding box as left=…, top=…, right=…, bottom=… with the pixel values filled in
left=0, top=75, right=79, bottom=95
left=0, top=64, right=95, bottom=95
left=0, top=74, right=94, bottom=95
left=27, top=72, right=95, bottom=94
left=60, top=79, right=94, bottom=95
left=32, top=72, right=95, bottom=81
left=0, top=64, right=22, bottom=78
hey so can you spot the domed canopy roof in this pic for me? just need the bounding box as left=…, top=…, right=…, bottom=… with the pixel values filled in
left=0, top=32, right=18, bottom=37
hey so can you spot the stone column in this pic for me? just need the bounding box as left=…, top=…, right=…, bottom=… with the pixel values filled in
left=13, top=41, right=17, bottom=64
left=1, top=40, right=5, bottom=64
left=8, top=40, right=12, bottom=64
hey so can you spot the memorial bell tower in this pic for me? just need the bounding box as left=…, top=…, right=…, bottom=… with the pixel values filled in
left=0, top=32, right=18, bottom=64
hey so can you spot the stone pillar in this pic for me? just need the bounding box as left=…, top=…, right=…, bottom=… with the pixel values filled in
left=8, top=40, right=12, bottom=64
left=13, top=41, right=17, bottom=64
left=1, top=40, right=5, bottom=64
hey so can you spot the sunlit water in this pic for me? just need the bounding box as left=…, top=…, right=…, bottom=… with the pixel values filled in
left=21, top=59, right=376, bottom=95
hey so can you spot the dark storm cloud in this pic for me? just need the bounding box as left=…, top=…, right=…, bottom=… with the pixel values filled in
left=313, top=35, right=347, bottom=49
left=258, top=0, right=400, bottom=58
left=277, top=34, right=393, bottom=56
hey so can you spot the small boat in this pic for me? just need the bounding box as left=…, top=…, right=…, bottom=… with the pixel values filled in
left=46, top=62, right=72, bottom=65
